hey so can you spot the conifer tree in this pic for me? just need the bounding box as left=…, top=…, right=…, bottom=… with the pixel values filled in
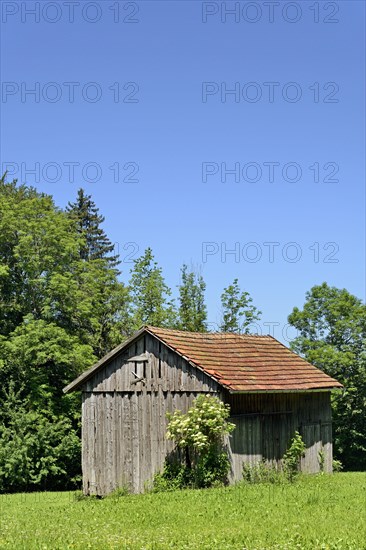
left=66, top=188, right=118, bottom=269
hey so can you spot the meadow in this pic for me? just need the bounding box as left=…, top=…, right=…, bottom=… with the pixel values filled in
left=0, top=473, right=365, bottom=550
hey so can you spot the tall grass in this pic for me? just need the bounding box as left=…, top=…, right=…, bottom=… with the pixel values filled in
left=0, top=473, right=364, bottom=549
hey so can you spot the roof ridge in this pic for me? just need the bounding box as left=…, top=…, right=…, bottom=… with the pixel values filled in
left=145, top=325, right=273, bottom=339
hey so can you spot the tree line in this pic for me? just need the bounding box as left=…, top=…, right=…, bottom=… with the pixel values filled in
left=0, top=176, right=364, bottom=492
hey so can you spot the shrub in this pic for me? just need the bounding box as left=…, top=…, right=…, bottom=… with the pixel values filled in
left=194, top=448, right=232, bottom=488
left=332, top=459, right=343, bottom=472
left=154, top=395, right=235, bottom=491
left=283, top=431, right=306, bottom=481
left=166, top=394, right=235, bottom=453
left=0, top=400, right=81, bottom=493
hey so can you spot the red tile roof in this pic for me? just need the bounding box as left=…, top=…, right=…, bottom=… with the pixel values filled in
left=146, top=326, right=342, bottom=392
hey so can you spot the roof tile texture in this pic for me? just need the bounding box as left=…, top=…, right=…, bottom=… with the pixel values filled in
left=146, top=326, right=342, bottom=392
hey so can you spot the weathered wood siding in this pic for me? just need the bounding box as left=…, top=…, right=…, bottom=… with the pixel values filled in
left=81, top=389, right=213, bottom=494
left=225, top=391, right=333, bottom=481
left=81, top=333, right=333, bottom=495
left=84, top=334, right=218, bottom=394
left=81, top=334, right=219, bottom=495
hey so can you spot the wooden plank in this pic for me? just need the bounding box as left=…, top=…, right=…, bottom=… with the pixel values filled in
left=114, top=393, right=121, bottom=488
left=144, top=393, right=152, bottom=491
left=322, top=422, right=333, bottom=472
left=157, top=387, right=165, bottom=469
left=131, top=392, right=139, bottom=493
left=124, top=394, right=133, bottom=490
left=118, top=393, right=126, bottom=488
left=106, top=392, right=112, bottom=494
left=81, top=394, right=88, bottom=494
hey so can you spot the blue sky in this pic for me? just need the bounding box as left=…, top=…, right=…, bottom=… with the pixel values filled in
left=1, top=1, right=365, bottom=343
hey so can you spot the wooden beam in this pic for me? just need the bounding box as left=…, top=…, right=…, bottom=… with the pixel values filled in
left=128, top=353, right=148, bottom=362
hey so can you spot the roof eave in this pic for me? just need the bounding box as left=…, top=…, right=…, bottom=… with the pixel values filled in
left=228, top=386, right=343, bottom=394
left=63, top=327, right=147, bottom=393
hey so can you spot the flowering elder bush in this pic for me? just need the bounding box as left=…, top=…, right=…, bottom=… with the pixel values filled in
left=166, top=394, right=235, bottom=451
left=159, top=395, right=236, bottom=489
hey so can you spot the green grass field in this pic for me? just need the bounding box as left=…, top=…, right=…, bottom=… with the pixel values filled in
left=0, top=473, right=365, bottom=549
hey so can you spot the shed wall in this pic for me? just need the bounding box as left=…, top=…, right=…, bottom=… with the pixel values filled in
left=226, top=391, right=332, bottom=480
left=81, top=334, right=219, bottom=495
left=82, top=389, right=211, bottom=494
left=81, top=335, right=333, bottom=495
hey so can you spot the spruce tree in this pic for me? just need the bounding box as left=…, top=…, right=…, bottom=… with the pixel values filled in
left=66, top=188, right=118, bottom=268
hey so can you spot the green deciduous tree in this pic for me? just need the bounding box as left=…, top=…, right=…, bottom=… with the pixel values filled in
left=0, top=177, right=132, bottom=492
left=0, top=315, right=96, bottom=492
left=220, top=279, right=261, bottom=333
left=0, top=179, right=79, bottom=335
left=0, top=317, right=96, bottom=414
left=0, top=178, right=130, bottom=357
left=177, top=265, right=207, bottom=332
left=46, top=258, right=131, bottom=357
left=288, top=283, right=366, bottom=470
left=129, top=248, right=176, bottom=329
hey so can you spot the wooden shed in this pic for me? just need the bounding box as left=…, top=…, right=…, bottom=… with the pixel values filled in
left=64, top=326, right=342, bottom=495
